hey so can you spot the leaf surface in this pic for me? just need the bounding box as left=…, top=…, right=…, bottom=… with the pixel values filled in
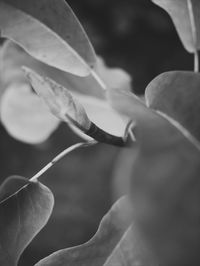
left=0, top=83, right=59, bottom=144
left=145, top=71, right=200, bottom=141
left=0, top=41, right=130, bottom=141
left=107, top=88, right=200, bottom=151
left=35, top=196, right=133, bottom=266
left=0, top=175, right=54, bottom=266
left=96, top=57, right=132, bottom=92
left=1, top=41, right=131, bottom=101
left=24, top=67, right=92, bottom=132
left=152, top=0, right=200, bottom=52
left=0, top=0, right=96, bottom=76
left=108, top=88, right=200, bottom=265
left=104, top=227, right=156, bottom=266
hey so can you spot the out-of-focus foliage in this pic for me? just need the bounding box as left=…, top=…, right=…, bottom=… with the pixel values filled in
left=1, top=0, right=200, bottom=265
left=0, top=41, right=131, bottom=143
left=34, top=81, right=200, bottom=265
left=108, top=87, right=200, bottom=265
left=35, top=197, right=133, bottom=266
left=0, top=83, right=60, bottom=144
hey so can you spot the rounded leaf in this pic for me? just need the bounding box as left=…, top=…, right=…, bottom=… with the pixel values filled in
left=145, top=71, right=200, bottom=140
left=0, top=175, right=54, bottom=266
left=0, top=83, right=59, bottom=143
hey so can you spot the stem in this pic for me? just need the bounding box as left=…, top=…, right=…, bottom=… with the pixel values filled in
left=30, top=141, right=97, bottom=182
left=123, top=120, right=136, bottom=142
left=194, top=51, right=199, bottom=72
left=91, top=70, right=107, bottom=90
left=128, top=127, right=136, bottom=142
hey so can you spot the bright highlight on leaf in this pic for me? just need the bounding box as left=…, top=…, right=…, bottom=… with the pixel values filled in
left=0, top=0, right=96, bottom=76
left=0, top=83, right=60, bottom=144
left=152, top=0, right=200, bottom=53
left=0, top=175, right=54, bottom=266
left=23, top=67, right=92, bottom=133
left=96, top=57, right=132, bottom=92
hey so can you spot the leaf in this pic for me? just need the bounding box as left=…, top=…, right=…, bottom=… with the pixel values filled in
left=24, top=67, right=131, bottom=147
left=23, top=67, right=92, bottom=133
left=0, top=83, right=60, bottom=144
left=0, top=0, right=96, bottom=76
left=1, top=41, right=131, bottom=101
left=0, top=175, right=54, bottom=266
left=152, top=0, right=200, bottom=53
left=0, top=41, right=130, bottom=142
left=145, top=71, right=200, bottom=141
left=35, top=196, right=133, bottom=266
left=108, top=89, right=200, bottom=265
left=0, top=40, right=104, bottom=104
left=75, top=94, right=129, bottom=137
left=123, top=131, right=200, bottom=265
left=96, top=57, right=132, bottom=92
left=107, top=88, right=200, bottom=151
left=104, top=227, right=157, bottom=266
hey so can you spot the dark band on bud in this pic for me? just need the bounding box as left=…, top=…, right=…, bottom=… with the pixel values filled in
left=86, top=122, right=126, bottom=147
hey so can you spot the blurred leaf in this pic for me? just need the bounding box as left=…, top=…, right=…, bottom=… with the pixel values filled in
left=0, top=41, right=130, bottom=142
left=104, top=227, right=157, bottom=266
left=0, top=175, right=54, bottom=266
left=96, top=57, right=132, bottom=92
left=145, top=71, right=200, bottom=141
left=124, top=130, right=200, bottom=265
left=1, top=41, right=131, bottom=101
left=0, top=0, right=96, bottom=76
left=152, top=0, right=200, bottom=53
left=107, top=88, right=200, bottom=150
left=109, top=88, right=200, bottom=265
left=24, top=67, right=130, bottom=146
left=24, top=67, right=92, bottom=133
left=0, top=41, right=104, bottom=101
left=35, top=196, right=133, bottom=266
left=0, top=83, right=59, bottom=144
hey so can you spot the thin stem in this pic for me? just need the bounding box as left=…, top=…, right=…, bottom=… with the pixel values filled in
left=128, top=127, right=136, bottom=142
left=91, top=70, right=107, bottom=90
left=123, top=120, right=136, bottom=142
left=194, top=51, right=199, bottom=72
left=30, top=141, right=97, bottom=182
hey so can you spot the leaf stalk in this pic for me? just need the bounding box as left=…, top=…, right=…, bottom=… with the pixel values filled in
left=30, top=141, right=97, bottom=182
left=194, top=51, right=199, bottom=72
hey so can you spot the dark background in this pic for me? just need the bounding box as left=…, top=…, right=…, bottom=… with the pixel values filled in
left=0, top=0, right=194, bottom=265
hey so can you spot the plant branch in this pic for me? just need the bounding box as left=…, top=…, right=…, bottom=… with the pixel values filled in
left=91, top=69, right=107, bottom=90
left=30, top=141, right=97, bottom=182
left=194, top=51, right=199, bottom=72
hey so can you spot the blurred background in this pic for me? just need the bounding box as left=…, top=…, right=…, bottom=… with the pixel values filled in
left=0, top=0, right=194, bottom=265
